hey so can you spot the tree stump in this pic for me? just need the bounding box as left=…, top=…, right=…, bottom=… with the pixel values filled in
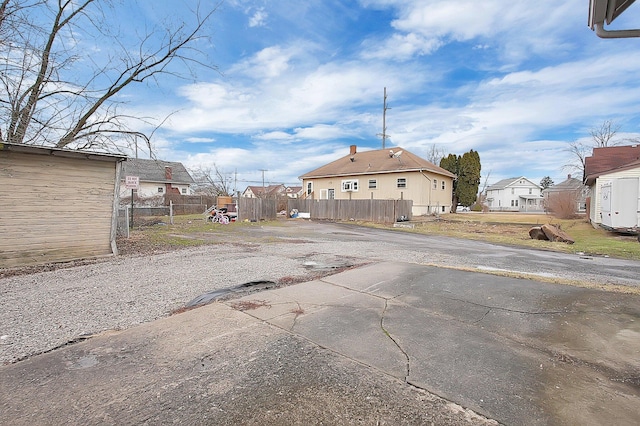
left=541, top=224, right=575, bottom=244
left=529, top=226, right=548, bottom=240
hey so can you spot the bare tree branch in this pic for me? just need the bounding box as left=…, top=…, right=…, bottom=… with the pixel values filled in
left=590, top=119, right=621, bottom=147
left=564, top=119, right=622, bottom=179
left=1, top=0, right=220, bottom=152
left=190, top=164, right=233, bottom=196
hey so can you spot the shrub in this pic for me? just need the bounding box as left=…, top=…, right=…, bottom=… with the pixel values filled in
left=546, top=190, right=580, bottom=219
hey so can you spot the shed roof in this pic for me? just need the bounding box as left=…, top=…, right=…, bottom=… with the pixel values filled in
left=299, top=146, right=455, bottom=179
left=584, top=145, right=640, bottom=185
left=122, top=158, right=194, bottom=184
left=0, top=142, right=126, bottom=162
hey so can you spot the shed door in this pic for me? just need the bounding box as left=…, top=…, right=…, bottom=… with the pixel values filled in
left=611, top=178, right=639, bottom=228
left=600, top=182, right=612, bottom=227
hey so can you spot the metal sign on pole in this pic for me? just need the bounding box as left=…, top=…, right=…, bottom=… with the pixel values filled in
left=125, top=176, right=140, bottom=229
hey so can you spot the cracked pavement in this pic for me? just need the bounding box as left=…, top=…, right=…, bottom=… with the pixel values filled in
left=230, top=261, right=640, bottom=425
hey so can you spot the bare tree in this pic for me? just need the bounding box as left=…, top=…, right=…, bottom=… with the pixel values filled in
left=425, top=143, right=446, bottom=165
left=190, top=165, right=233, bottom=196
left=590, top=119, right=621, bottom=148
left=564, top=120, right=621, bottom=179
left=0, top=0, right=219, bottom=153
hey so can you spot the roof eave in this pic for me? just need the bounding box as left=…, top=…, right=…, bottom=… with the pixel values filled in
left=300, top=167, right=455, bottom=180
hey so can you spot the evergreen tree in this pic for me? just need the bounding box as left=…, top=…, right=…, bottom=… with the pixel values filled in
left=440, top=154, right=460, bottom=210
left=540, top=176, right=554, bottom=190
left=440, top=150, right=481, bottom=212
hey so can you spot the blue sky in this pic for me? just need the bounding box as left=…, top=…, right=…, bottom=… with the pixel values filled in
left=114, top=0, right=640, bottom=191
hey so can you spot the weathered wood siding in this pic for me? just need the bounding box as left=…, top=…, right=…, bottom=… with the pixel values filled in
left=0, top=151, right=120, bottom=267
left=288, top=199, right=412, bottom=223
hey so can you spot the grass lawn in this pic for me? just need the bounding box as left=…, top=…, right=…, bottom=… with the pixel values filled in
left=404, top=212, right=640, bottom=260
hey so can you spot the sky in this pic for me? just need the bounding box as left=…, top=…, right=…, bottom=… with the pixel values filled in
left=110, top=0, right=640, bottom=192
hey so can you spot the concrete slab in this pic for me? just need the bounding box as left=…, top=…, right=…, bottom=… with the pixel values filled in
left=233, top=262, right=640, bottom=425
left=2, top=261, right=640, bottom=425
left=0, top=301, right=493, bottom=425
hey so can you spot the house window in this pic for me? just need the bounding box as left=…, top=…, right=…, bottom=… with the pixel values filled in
left=397, top=178, right=407, bottom=188
left=306, top=182, right=312, bottom=195
left=529, top=188, right=532, bottom=195
left=181, top=188, right=187, bottom=194
left=511, top=199, right=519, bottom=207
left=433, top=179, right=437, bottom=190
left=328, top=189, right=335, bottom=199
left=158, top=187, right=164, bottom=193
left=368, top=179, right=377, bottom=189
left=441, top=181, right=445, bottom=190
left=442, top=206, right=446, bottom=213
left=341, top=179, right=359, bottom=192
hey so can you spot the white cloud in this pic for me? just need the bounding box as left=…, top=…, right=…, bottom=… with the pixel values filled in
left=249, top=8, right=268, bottom=27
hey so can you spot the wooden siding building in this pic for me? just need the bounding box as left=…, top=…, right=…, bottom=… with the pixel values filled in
left=0, top=143, right=125, bottom=268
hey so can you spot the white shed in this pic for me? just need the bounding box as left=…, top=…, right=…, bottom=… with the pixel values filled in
left=0, top=143, right=125, bottom=268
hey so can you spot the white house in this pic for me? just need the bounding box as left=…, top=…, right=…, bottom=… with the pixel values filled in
left=584, top=145, right=640, bottom=231
left=120, top=158, right=194, bottom=198
left=485, top=177, right=543, bottom=212
left=241, top=184, right=286, bottom=198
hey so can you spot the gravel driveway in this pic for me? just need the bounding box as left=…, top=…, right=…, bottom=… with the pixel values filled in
left=2, top=220, right=639, bottom=364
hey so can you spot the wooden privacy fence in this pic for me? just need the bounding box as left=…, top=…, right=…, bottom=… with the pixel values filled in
left=287, top=199, right=412, bottom=223
left=164, top=194, right=217, bottom=215
left=237, top=198, right=278, bottom=221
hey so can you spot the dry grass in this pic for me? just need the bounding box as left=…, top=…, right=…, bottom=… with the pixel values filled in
left=402, top=212, right=640, bottom=261
left=230, top=300, right=271, bottom=311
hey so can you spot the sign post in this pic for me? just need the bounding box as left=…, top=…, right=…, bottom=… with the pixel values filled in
left=125, top=176, right=140, bottom=229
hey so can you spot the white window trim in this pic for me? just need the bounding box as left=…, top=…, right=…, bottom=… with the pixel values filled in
left=341, top=179, right=359, bottom=192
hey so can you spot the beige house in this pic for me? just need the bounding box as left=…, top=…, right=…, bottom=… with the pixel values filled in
left=299, top=145, right=456, bottom=216
left=0, top=143, right=125, bottom=268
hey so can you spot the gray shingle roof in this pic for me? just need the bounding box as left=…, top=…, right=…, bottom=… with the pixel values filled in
left=486, top=177, right=541, bottom=191
left=121, top=158, right=194, bottom=184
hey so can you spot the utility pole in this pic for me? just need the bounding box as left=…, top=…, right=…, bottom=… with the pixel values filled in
left=378, top=87, right=390, bottom=149
left=259, top=169, right=267, bottom=198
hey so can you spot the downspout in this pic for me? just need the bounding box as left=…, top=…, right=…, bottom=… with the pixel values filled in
left=420, top=170, right=432, bottom=214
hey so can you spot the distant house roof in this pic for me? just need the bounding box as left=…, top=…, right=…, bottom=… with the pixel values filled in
left=299, top=146, right=456, bottom=180
left=122, top=158, right=194, bottom=184
left=286, top=186, right=302, bottom=193
left=584, top=145, right=640, bottom=185
left=486, top=177, right=541, bottom=191
left=543, top=176, right=586, bottom=194
left=244, top=184, right=285, bottom=197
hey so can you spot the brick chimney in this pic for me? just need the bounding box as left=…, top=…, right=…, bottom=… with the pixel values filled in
left=349, top=145, right=357, bottom=155
left=567, top=174, right=571, bottom=180
left=165, top=166, right=172, bottom=180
